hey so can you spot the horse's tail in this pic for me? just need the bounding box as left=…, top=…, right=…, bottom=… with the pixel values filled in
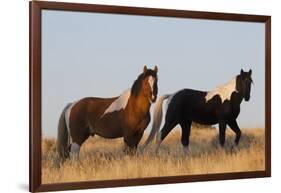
left=144, top=94, right=170, bottom=146
left=56, top=103, right=72, bottom=163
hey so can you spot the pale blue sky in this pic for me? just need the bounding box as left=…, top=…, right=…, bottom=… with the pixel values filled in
left=42, top=10, right=265, bottom=137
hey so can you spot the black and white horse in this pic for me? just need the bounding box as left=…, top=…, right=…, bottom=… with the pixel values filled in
left=145, top=69, right=253, bottom=150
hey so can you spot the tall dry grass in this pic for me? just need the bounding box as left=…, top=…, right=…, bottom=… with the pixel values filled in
left=42, top=127, right=265, bottom=184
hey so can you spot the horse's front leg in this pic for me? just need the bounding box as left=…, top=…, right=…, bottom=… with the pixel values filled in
left=227, top=119, right=241, bottom=145
left=123, top=131, right=144, bottom=154
left=123, top=115, right=149, bottom=153
left=180, top=120, right=192, bottom=151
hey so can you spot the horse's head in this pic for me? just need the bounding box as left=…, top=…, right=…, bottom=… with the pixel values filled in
left=237, top=69, right=253, bottom=101
left=142, top=65, right=158, bottom=103
left=131, top=65, right=158, bottom=103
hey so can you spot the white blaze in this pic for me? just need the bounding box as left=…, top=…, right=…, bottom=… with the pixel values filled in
left=148, top=76, right=155, bottom=101
left=101, top=88, right=131, bottom=117
left=205, top=77, right=237, bottom=103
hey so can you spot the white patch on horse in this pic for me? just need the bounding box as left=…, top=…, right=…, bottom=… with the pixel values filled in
left=148, top=76, right=155, bottom=102
left=101, top=88, right=131, bottom=117
left=205, top=78, right=237, bottom=103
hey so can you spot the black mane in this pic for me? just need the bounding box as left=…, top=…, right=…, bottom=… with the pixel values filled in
left=131, top=69, right=157, bottom=96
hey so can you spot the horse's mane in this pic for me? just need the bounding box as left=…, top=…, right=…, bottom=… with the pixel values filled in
left=131, top=69, right=156, bottom=97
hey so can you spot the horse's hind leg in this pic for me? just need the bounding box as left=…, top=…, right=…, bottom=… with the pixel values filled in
left=227, top=120, right=241, bottom=145
left=69, top=143, right=80, bottom=159
left=156, top=118, right=178, bottom=150
left=70, top=127, right=90, bottom=159
left=180, top=120, right=192, bottom=150
left=218, top=120, right=227, bottom=147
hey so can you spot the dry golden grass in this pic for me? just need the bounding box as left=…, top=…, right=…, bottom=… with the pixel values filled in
left=42, top=127, right=265, bottom=184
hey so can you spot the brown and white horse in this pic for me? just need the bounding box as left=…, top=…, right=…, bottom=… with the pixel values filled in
left=57, top=65, right=158, bottom=162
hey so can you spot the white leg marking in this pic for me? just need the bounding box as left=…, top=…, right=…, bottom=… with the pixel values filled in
left=156, top=131, right=161, bottom=145
left=70, top=143, right=80, bottom=159
left=101, top=88, right=131, bottom=117
left=155, top=131, right=162, bottom=152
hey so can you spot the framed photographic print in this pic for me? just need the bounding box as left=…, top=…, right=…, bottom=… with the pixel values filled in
left=30, top=1, right=271, bottom=192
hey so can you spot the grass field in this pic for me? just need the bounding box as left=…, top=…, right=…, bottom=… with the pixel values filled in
left=42, top=127, right=265, bottom=184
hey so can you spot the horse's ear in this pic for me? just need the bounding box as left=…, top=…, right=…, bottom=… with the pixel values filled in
left=240, top=69, right=244, bottom=74
left=249, top=69, right=252, bottom=75
left=143, top=65, right=147, bottom=73
left=154, top=65, right=158, bottom=73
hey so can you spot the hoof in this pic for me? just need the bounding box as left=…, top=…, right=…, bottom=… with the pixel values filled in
left=183, top=147, right=190, bottom=156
